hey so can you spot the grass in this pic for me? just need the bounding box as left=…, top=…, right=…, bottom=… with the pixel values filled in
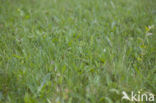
left=0, top=0, right=156, bottom=103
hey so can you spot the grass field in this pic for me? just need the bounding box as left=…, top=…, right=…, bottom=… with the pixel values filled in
left=0, top=0, right=156, bottom=103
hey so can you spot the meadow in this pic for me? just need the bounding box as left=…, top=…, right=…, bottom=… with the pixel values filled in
left=0, top=0, right=156, bottom=103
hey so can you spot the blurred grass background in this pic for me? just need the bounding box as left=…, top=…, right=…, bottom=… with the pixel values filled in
left=0, top=0, right=156, bottom=103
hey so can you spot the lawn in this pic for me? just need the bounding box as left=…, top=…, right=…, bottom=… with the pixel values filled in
left=0, top=0, right=156, bottom=103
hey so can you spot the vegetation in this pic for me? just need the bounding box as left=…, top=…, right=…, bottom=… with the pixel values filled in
left=0, top=0, right=155, bottom=102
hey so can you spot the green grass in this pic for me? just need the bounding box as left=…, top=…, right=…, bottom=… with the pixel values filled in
left=0, top=0, right=156, bottom=103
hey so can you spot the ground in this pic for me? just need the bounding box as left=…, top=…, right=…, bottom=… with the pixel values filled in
left=0, top=0, right=156, bottom=103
